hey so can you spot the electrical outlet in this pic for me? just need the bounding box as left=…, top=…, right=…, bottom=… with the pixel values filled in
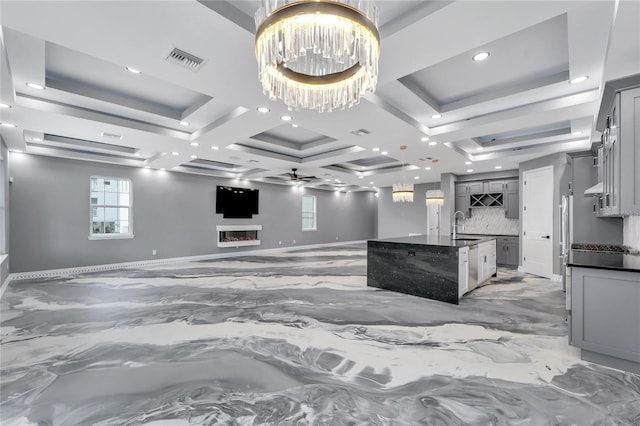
left=152, top=249, right=157, bottom=255
left=293, top=240, right=296, bottom=244
left=336, top=236, right=339, bottom=240
left=278, top=241, right=282, bottom=245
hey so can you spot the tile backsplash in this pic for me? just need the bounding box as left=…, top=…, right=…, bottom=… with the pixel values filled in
left=458, top=207, right=520, bottom=236
left=624, top=216, right=640, bottom=250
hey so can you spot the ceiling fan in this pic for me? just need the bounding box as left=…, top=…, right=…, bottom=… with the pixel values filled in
left=286, top=168, right=317, bottom=182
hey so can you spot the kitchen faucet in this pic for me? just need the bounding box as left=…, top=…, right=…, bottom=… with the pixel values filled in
left=452, top=210, right=466, bottom=239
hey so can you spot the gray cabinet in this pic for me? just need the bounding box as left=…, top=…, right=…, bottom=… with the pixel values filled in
left=505, top=179, right=519, bottom=219
left=496, top=236, right=519, bottom=266
left=488, top=180, right=505, bottom=192
left=457, top=178, right=520, bottom=218
left=597, top=79, right=640, bottom=216
left=467, top=181, right=484, bottom=194
left=571, top=266, right=640, bottom=373
left=455, top=183, right=470, bottom=216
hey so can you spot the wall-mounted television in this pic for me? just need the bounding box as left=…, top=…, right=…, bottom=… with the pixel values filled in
left=216, top=186, right=259, bottom=219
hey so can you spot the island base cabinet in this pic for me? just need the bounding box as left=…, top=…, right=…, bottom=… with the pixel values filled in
left=367, top=241, right=461, bottom=305
left=571, top=266, right=640, bottom=374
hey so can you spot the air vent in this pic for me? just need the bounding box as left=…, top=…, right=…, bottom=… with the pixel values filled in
left=166, top=47, right=205, bottom=71
left=100, top=132, right=123, bottom=140
left=351, top=129, right=371, bottom=136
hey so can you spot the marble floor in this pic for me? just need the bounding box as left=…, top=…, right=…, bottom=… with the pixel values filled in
left=1, top=245, right=639, bottom=425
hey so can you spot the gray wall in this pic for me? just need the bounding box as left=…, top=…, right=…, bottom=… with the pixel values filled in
left=1, top=137, right=9, bottom=284
left=519, top=153, right=569, bottom=275
left=569, top=154, right=622, bottom=245
left=9, top=154, right=377, bottom=272
left=377, top=182, right=440, bottom=238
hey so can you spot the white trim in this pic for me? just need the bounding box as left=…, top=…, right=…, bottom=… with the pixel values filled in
left=216, top=225, right=262, bottom=231
left=7, top=240, right=367, bottom=282
left=218, top=240, right=261, bottom=248
left=88, top=234, right=135, bottom=240
left=550, top=274, right=563, bottom=282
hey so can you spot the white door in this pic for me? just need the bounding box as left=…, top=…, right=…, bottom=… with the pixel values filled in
left=426, top=204, right=440, bottom=236
left=523, top=165, right=554, bottom=278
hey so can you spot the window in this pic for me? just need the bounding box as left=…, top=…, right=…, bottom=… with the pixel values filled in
left=89, top=176, right=133, bottom=239
left=302, top=195, right=316, bottom=231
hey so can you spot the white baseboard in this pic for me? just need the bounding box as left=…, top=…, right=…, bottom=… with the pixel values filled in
left=551, top=274, right=563, bottom=282
left=7, top=240, right=367, bottom=282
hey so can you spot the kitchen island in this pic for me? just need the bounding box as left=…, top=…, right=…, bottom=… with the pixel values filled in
left=367, top=235, right=496, bottom=304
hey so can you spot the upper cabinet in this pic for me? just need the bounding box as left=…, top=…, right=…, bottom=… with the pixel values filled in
left=596, top=74, right=640, bottom=217
left=504, top=179, right=520, bottom=219
left=455, top=178, right=519, bottom=219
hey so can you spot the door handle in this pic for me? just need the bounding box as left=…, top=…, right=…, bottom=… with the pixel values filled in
left=542, top=235, right=550, bottom=239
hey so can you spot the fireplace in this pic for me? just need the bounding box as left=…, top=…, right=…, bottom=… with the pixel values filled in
left=216, top=225, right=262, bottom=248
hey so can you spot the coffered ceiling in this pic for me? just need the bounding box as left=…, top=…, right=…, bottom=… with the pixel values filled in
left=1, top=0, right=638, bottom=192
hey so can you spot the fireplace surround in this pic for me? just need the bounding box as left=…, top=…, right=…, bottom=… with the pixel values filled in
left=216, top=225, right=262, bottom=248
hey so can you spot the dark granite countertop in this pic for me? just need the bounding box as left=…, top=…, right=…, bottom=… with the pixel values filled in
left=568, top=250, right=640, bottom=273
left=369, top=234, right=496, bottom=248
left=457, top=233, right=519, bottom=238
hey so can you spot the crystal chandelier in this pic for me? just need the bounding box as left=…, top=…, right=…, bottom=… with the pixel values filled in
left=254, top=0, right=380, bottom=112
left=392, top=145, right=414, bottom=203
left=425, top=190, right=445, bottom=205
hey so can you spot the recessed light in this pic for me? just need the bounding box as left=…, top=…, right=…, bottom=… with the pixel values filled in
left=359, top=175, right=364, bottom=179
left=190, top=142, right=200, bottom=147
left=421, top=136, right=429, bottom=142
left=32, top=138, right=42, bottom=142
left=428, top=141, right=437, bottom=146
left=134, top=153, right=141, bottom=157
left=569, top=76, right=589, bottom=84
left=26, top=82, right=45, bottom=90
left=280, top=115, right=293, bottom=121
left=424, top=167, right=431, bottom=170
left=495, top=165, right=502, bottom=169
left=0, top=122, right=17, bottom=128
left=190, top=155, right=198, bottom=159
left=161, top=152, right=167, bottom=156
left=0, top=103, right=11, bottom=109
left=171, top=151, right=179, bottom=156
left=465, top=161, right=472, bottom=165
left=292, top=123, right=299, bottom=128
left=381, top=151, right=388, bottom=155
left=476, top=147, right=484, bottom=151
left=179, top=121, right=189, bottom=126
left=431, top=114, right=442, bottom=119
left=372, top=147, right=380, bottom=152
left=211, top=146, right=219, bottom=150
left=414, top=176, right=419, bottom=180
left=467, top=169, right=474, bottom=173
left=472, top=52, right=490, bottom=62
left=369, top=181, right=374, bottom=184
left=126, top=67, right=142, bottom=74
left=572, top=131, right=583, bottom=136
left=257, top=106, right=270, bottom=113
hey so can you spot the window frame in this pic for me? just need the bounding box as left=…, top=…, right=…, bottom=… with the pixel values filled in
left=88, top=175, right=134, bottom=240
left=301, top=195, right=317, bottom=231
